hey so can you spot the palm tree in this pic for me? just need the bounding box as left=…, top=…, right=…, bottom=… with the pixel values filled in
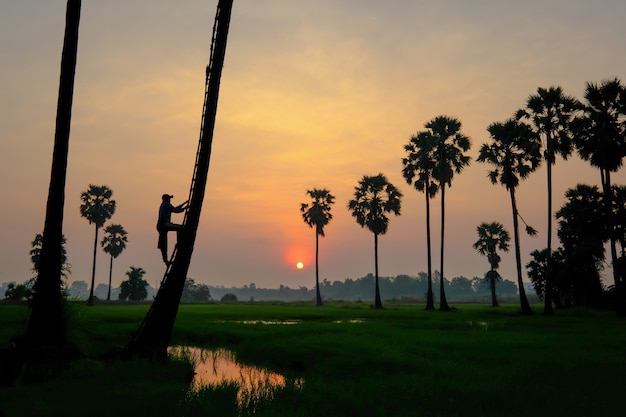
left=477, top=118, right=542, bottom=314
left=516, top=86, right=581, bottom=315
left=80, top=184, right=116, bottom=306
left=473, top=222, right=510, bottom=307
left=101, top=224, right=128, bottom=301
left=402, top=130, right=439, bottom=310
left=348, top=173, right=402, bottom=309
left=573, top=78, right=626, bottom=315
left=26, top=0, right=82, bottom=351
left=126, top=0, right=234, bottom=359
left=301, top=188, right=335, bottom=306
left=427, top=115, right=471, bottom=311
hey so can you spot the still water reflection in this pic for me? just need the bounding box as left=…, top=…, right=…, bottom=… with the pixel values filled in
left=169, top=346, right=303, bottom=407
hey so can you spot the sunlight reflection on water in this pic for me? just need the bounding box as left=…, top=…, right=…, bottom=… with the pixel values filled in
left=168, top=346, right=303, bottom=408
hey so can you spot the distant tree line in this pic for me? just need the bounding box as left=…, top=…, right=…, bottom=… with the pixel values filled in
left=205, top=273, right=519, bottom=303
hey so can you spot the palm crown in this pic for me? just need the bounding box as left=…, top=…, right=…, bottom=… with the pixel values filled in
left=348, top=174, right=402, bottom=236
left=101, top=224, right=128, bottom=258
left=80, top=184, right=116, bottom=227
left=301, top=189, right=335, bottom=237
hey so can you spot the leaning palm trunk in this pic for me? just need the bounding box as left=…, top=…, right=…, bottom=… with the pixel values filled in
left=26, top=0, right=81, bottom=348
left=510, top=188, right=532, bottom=314
left=125, top=0, right=233, bottom=358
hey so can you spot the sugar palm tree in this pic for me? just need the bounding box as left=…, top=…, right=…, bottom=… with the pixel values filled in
left=301, top=188, right=335, bottom=306
left=80, top=184, right=116, bottom=306
left=473, top=222, right=510, bottom=307
left=402, top=130, right=439, bottom=310
left=26, top=0, right=82, bottom=351
left=348, top=173, right=402, bottom=309
left=101, top=224, right=128, bottom=301
left=516, top=86, right=581, bottom=315
left=427, top=115, right=471, bottom=311
left=477, top=118, right=542, bottom=315
left=573, top=78, right=626, bottom=315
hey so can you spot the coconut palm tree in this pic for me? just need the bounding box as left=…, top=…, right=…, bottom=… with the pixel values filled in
left=477, top=118, right=542, bottom=315
left=301, top=188, right=335, bottom=306
left=426, top=115, right=471, bottom=311
left=516, top=86, right=581, bottom=315
left=402, top=130, right=439, bottom=310
left=573, top=78, right=626, bottom=315
left=101, top=224, right=128, bottom=301
left=80, top=184, right=116, bottom=306
left=26, top=0, right=82, bottom=351
left=348, top=173, right=402, bottom=309
left=473, top=222, right=510, bottom=307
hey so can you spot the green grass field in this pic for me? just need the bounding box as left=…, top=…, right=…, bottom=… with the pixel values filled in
left=1, top=301, right=625, bottom=417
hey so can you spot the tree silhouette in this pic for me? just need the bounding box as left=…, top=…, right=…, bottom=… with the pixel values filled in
left=427, top=115, right=471, bottom=311
left=25, top=0, right=81, bottom=352
left=301, top=188, right=335, bottom=306
left=402, top=131, right=439, bottom=310
left=556, top=184, right=607, bottom=307
left=473, top=222, right=510, bottom=307
left=125, top=0, right=234, bottom=359
left=101, top=224, right=128, bottom=301
left=119, top=267, right=148, bottom=301
left=516, top=86, right=580, bottom=315
left=30, top=233, right=71, bottom=280
left=477, top=118, right=541, bottom=315
left=80, top=184, right=116, bottom=306
left=348, top=173, right=402, bottom=309
left=573, top=78, right=626, bottom=315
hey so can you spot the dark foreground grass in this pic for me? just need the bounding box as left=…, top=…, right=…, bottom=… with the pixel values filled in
left=1, top=301, right=625, bottom=417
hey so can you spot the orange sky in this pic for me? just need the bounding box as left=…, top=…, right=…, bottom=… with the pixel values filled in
left=1, top=0, right=625, bottom=292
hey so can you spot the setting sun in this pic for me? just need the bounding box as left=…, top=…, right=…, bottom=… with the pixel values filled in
left=296, top=262, right=304, bottom=270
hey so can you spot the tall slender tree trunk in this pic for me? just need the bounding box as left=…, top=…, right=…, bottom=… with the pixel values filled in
left=315, top=231, right=322, bottom=306
left=107, top=254, right=113, bottom=301
left=87, top=225, right=99, bottom=306
left=489, top=265, right=499, bottom=308
left=374, top=233, right=382, bottom=309
left=439, top=184, right=450, bottom=311
left=510, top=188, right=532, bottom=314
left=544, top=156, right=554, bottom=315
left=425, top=187, right=435, bottom=310
left=26, top=0, right=81, bottom=348
left=602, top=170, right=625, bottom=316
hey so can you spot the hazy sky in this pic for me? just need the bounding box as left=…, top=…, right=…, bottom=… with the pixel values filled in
left=1, top=0, right=625, bottom=293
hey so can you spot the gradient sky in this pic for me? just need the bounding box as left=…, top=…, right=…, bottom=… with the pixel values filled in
left=1, top=0, right=625, bottom=293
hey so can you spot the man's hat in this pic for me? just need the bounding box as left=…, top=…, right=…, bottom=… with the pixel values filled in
left=162, top=194, right=173, bottom=200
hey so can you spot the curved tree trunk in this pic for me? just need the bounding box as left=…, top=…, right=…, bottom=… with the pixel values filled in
left=425, top=186, right=435, bottom=310
left=26, top=0, right=82, bottom=349
left=125, top=0, right=234, bottom=359
left=439, top=184, right=450, bottom=311
left=510, top=188, right=532, bottom=314
left=374, top=233, right=382, bottom=309
left=315, top=231, right=322, bottom=306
